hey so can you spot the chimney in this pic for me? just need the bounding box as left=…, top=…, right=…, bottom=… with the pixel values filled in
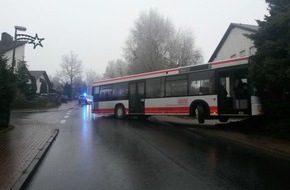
left=1, top=33, right=13, bottom=44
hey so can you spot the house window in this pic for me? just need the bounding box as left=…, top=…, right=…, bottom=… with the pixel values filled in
left=230, top=54, right=237, bottom=59
left=239, top=50, right=245, bottom=57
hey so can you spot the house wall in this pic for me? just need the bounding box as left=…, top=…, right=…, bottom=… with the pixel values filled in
left=213, top=27, right=256, bottom=61
left=4, top=45, right=25, bottom=68
left=35, top=75, right=50, bottom=94
left=35, top=77, right=41, bottom=94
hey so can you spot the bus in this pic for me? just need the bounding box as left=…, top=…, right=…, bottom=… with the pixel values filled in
left=91, top=57, right=262, bottom=123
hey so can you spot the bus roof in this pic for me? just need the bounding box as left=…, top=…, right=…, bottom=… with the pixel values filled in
left=92, top=57, right=249, bottom=86
left=92, top=67, right=179, bottom=86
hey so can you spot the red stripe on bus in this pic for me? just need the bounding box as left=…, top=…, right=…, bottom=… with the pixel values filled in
left=211, top=57, right=249, bottom=65
left=93, top=106, right=218, bottom=115
left=92, top=108, right=114, bottom=114
left=145, top=107, right=189, bottom=114
left=92, top=108, right=129, bottom=114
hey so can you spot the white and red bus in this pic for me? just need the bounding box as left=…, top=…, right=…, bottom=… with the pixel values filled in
left=91, top=57, right=262, bottom=123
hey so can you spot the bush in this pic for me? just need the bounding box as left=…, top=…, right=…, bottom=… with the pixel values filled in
left=11, top=92, right=61, bottom=109
left=0, top=55, right=16, bottom=128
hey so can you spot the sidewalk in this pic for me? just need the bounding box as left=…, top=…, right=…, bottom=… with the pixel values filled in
left=152, top=116, right=290, bottom=160
left=11, top=100, right=77, bottom=113
left=0, top=101, right=76, bottom=190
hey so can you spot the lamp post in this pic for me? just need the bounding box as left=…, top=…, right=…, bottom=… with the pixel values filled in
left=11, top=25, right=27, bottom=72
left=11, top=26, right=44, bottom=73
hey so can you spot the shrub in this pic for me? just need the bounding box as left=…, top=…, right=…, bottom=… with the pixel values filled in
left=0, top=55, right=16, bottom=128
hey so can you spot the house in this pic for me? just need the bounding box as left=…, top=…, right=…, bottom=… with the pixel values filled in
left=0, top=32, right=26, bottom=68
left=209, top=23, right=259, bottom=62
left=29, top=70, right=52, bottom=95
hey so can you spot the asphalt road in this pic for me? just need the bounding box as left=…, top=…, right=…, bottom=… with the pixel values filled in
left=24, top=104, right=290, bottom=190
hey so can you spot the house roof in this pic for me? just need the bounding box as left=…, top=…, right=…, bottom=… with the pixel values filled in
left=29, top=70, right=46, bottom=79
left=29, top=70, right=52, bottom=88
left=208, top=23, right=259, bottom=62
left=0, top=33, right=26, bottom=54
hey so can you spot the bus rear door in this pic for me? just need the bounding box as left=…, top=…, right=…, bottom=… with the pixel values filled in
left=129, top=81, right=145, bottom=114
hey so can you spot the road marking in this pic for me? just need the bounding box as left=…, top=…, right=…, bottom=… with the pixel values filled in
left=64, top=115, right=69, bottom=118
left=60, top=120, right=66, bottom=124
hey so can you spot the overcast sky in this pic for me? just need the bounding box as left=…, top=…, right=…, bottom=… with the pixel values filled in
left=1, top=0, right=268, bottom=77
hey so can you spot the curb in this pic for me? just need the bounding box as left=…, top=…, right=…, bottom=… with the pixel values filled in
left=11, top=129, right=59, bottom=190
left=12, top=107, right=74, bottom=113
left=11, top=103, right=76, bottom=113
left=0, top=125, right=15, bottom=134
left=185, top=127, right=290, bottom=161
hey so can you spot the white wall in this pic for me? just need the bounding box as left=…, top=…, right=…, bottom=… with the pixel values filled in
left=35, top=77, right=41, bottom=94
left=3, top=45, right=25, bottom=67
left=35, top=75, right=50, bottom=94
left=213, top=27, right=256, bottom=61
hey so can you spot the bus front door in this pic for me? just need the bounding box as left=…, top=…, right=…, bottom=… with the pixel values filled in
left=129, top=81, right=145, bottom=114
left=217, top=68, right=251, bottom=115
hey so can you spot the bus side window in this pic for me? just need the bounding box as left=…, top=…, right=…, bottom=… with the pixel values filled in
left=190, top=81, right=200, bottom=95
left=99, top=85, right=113, bottom=100
left=113, top=82, right=128, bottom=100
left=189, top=71, right=215, bottom=95
left=92, top=86, right=100, bottom=101
left=165, top=75, right=188, bottom=97
left=146, top=78, right=163, bottom=98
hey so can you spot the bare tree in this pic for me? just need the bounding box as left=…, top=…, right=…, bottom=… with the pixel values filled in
left=51, top=70, right=67, bottom=91
left=74, top=76, right=86, bottom=96
left=167, top=29, right=203, bottom=67
left=124, top=9, right=203, bottom=74
left=103, top=59, right=128, bottom=79
left=60, top=51, right=83, bottom=99
left=85, top=69, right=102, bottom=94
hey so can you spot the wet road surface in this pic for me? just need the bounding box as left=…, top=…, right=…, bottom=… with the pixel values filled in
left=24, top=104, right=290, bottom=190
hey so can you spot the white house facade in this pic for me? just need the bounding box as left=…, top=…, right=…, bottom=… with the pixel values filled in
left=4, top=45, right=25, bottom=67
left=209, top=23, right=258, bottom=62
left=0, top=32, right=26, bottom=68
left=29, top=71, right=52, bottom=94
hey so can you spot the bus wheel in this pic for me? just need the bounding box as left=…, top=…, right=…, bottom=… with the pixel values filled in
left=219, top=117, right=229, bottom=122
left=115, top=105, right=125, bottom=119
left=195, top=105, right=205, bottom=124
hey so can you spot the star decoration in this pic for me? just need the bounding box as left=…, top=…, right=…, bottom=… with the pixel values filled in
left=28, top=34, right=44, bottom=49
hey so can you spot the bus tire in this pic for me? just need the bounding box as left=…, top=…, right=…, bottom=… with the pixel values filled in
left=115, top=105, right=125, bottom=119
left=219, top=117, right=229, bottom=122
left=195, top=105, right=205, bottom=124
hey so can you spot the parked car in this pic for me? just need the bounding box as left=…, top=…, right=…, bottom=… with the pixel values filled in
left=78, top=94, right=92, bottom=105
left=86, top=95, right=93, bottom=104
left=78, top=95, right=88, bottom=104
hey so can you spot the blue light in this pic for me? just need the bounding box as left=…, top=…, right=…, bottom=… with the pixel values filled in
left=83, top=93, right=87, bottom=96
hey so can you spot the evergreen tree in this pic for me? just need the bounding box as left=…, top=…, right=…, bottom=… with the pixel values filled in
left=40, top=78, right=48, bottom=94
left=63, top=83, right=72, bottom=100
left=248, top=0, right=290, bottom=118
left=0, top=55, right=16, bottom=127
left=16, top=61, right=36, bottom=100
